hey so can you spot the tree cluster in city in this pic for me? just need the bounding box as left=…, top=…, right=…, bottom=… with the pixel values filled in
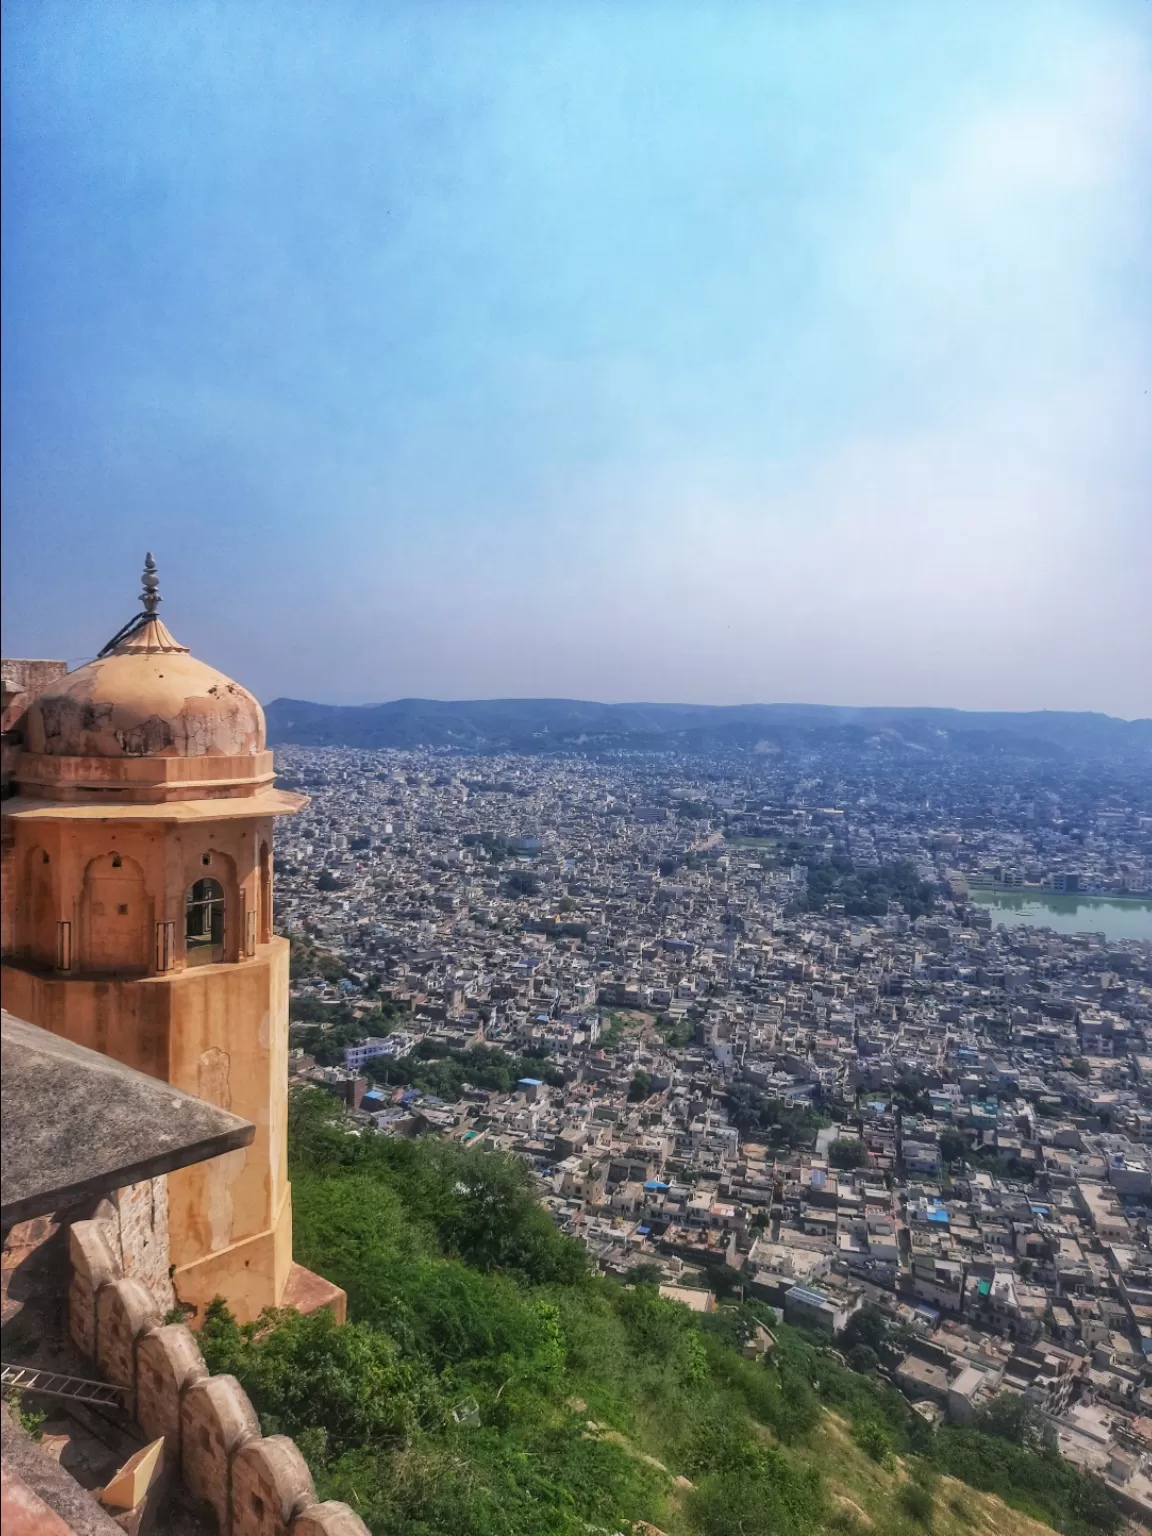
left=366, top=1040, right=564, bottom=1101
left=724, top=1084, right=831, bottom=1149
left=803, top=859, right=937, bottom=920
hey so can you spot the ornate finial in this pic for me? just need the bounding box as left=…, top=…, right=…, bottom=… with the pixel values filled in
left=97, top=550, right=187, bottom=656
left=141, top=552, right=161, bottom=614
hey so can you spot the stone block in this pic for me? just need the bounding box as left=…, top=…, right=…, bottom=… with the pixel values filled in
left=68, top=1220, right=121, bottom=1361
left=70, top=1220, right=121, bottom=1285
left=135, top=1324, right=208, bottom=1474
left=231, top=1436, right=315, bottom=1536
left=95, top=1278, right=159, bottom=1413
left=180, top=1374, right=260, bottom=1534
left=112, top=1180, right=175, bottom=1315
left=291, top=1504, right=372, bottom=1536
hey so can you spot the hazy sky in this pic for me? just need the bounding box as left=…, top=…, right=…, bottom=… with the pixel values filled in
left=3, top=1, right=1150, bottom=715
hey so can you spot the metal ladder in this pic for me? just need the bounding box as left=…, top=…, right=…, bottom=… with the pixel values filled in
left=1, top=1361, right=129, bottom=1408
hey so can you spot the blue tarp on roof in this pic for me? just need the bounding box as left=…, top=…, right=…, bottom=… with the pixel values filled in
left=518, top=1077, right=544, bottom=1087
left=644, top=1180, right=670, bottom=1191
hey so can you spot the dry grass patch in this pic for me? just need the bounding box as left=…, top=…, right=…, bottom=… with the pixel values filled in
left=791, top=1412, right=1057, bottom=1536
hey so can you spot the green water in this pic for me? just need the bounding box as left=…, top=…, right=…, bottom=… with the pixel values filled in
left=970, top=889, right=1152, bottom=942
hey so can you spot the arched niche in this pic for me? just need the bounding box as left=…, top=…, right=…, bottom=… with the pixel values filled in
left=80, top=852, right=151, bottom=975
left=20, top=843, right=56, bottom=965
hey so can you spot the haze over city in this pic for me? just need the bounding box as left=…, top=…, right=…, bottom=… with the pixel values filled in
left=2, top=0, right=1150, bottom=715
left=6, top=8, right=1152, bottom=1534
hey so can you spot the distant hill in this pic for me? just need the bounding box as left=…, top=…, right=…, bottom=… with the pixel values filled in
left=265, top=697, right=1152, bottom=758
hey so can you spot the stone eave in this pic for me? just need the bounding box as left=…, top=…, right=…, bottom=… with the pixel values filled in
left=1, top=1010, right=256, bottom=1226
left=1, top=788, right=308, bottom=822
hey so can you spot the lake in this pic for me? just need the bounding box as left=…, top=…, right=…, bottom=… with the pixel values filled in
left=970, top=890, right=1152, bottom=943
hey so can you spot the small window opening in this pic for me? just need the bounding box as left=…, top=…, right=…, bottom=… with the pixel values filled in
left=111, top=854, right=122, bottom=868
left=42, top=851, right=50, bottom=864
left=202, top=853, right=211, bottom=866
left=186, top=878, right=225, bottom=964
left=118, top=904, right=129, bottom=915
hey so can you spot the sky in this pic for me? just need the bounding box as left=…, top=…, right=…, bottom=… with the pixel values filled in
left=2, top=1, right=1150, bottom=716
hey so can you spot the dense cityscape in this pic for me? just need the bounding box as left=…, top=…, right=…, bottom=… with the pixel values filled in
left=274, top=738, right=1152, bottom=1525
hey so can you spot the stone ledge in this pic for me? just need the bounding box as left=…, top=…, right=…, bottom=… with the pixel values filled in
left=282, top=1263, right=347, bottom=1324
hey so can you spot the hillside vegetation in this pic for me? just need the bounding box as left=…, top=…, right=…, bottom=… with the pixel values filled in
left=199, top=1089, right=1125, bottom=1536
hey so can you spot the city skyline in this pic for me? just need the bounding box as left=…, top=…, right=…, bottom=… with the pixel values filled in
left=3, top=0, right=1150, bottom=716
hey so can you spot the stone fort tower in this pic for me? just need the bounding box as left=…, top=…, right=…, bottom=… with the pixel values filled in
left=1, top=556, right=343, bottom=1324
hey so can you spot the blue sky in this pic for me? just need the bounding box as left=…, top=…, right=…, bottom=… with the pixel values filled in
left=3, top=1, right=1150, bottom=714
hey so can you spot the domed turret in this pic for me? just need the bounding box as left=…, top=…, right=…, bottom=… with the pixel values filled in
left=24, top=555, right=265, bottom=759
left=0, top=553, right=338, bottom=1329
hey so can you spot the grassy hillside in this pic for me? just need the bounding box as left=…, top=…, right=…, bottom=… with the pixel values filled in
left=198, top=1089, right=1124, bottom=1536
left=793, top=1412, right=1060, bottom=1536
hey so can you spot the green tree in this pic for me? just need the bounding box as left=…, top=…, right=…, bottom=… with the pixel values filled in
left=972, top=1392, right=1054, bottom=1451
left=846, top=1343, right=880, bottom=1374
left=828, top=1137, right=867, bottom=1170
left=505, top=870, right=539, bottom=896
left=853, top=1416, right=894, bottom=1465
left=940, top=1128, right=969, bottom=1165
left=199, top=1300, right=437, bottom=1451
left=628, top=1070, right=653, bottom=1102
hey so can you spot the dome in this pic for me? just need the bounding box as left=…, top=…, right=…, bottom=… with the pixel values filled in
left=23, top=556, right=265, bottom=760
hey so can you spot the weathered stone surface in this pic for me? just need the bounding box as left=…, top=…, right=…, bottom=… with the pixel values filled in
left=95, top=1278, right=159, bottom=1413
left=68, top=1220, right=123, bottom=1359
left=291, top=1503, right=373, bottom=1536
left=181, top=1374, right=260, bottom=1533
left=23, top=642, right=265, bottom=761
left=231, top=1436, right=316, bottom=1536
left=0, top=1011, right=254, bottom=1225
left=1, top=1404, right=123, bottom=1535
left=136, top=1324, right=208, bottom=1473
left=108, top=1180, right=175, bottom=1314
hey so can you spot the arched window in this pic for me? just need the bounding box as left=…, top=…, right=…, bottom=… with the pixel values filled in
left=186, top=878, right=225, bottom=965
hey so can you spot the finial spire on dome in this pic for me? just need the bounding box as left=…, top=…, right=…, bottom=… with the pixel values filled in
left=141, top=552, right=161, bottom=614
left=97, top=551, right=190, bottom=657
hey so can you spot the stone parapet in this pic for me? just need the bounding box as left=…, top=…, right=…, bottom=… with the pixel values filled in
left=67, top=1218, right=367, bottom=1536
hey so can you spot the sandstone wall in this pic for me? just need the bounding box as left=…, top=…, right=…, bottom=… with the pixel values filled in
left=94, top=1179, right=176, bottom=1315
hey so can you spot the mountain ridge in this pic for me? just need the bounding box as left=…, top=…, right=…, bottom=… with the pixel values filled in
left=265, top=696, right=1152, bottom=758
